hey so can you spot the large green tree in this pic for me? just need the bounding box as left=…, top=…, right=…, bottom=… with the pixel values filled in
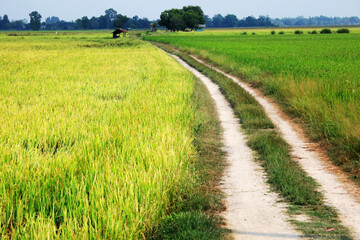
left=29, top=11, right=42, bottom=30
left=159, top=6, right=205, bottom=31
left=183, top=6, right=205, bottom=25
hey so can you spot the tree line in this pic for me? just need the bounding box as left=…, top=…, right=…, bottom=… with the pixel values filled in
left=0, top=8, right=154, bottom=31
left=272, top=16, right=360, bottom=26
left=204, top=14, right=360, bottom=28
left=205, top=15, right=274, bottom=28
left=0, top=8, right=359, bottom=31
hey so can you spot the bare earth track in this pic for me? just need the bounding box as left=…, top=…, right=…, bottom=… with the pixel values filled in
left=172, top=55, right=302, bottom=240
left=190, top=55, right=360, bottom=239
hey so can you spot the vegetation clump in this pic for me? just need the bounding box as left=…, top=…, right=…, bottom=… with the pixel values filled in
left=320, top=28, right=332, bottom=34
left=271, top=30, right=276, bottom=35
left=337, top=28, right=350, bottom=33
left=311, top=30, right=318, bottom=34
left=294, top=30, right=303, bottom=34
left=279, top=31, right=285, bottom=34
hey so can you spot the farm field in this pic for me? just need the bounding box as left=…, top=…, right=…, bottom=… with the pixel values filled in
left=0, top=32, right=203, bottom=239
left=145, top=29, right=360, bottom=181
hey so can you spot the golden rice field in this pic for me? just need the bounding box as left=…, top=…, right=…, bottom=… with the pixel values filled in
left=0, top=32, right=197, bottom=239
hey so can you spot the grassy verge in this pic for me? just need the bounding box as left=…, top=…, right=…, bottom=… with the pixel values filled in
left=152, top=42, right=352, bottom=239
left=148, top=61, right=230, bottom=239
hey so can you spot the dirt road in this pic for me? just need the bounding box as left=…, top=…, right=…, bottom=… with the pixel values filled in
left=172, top=55, right=302, bottom=240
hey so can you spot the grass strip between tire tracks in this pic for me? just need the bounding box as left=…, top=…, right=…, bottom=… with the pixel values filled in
left=151, top=41, right=353, bottom=239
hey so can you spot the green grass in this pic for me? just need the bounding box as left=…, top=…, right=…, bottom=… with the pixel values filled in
left=152, top=42, right=352, bottom=239
left=145, top=29, right=360, bottom=184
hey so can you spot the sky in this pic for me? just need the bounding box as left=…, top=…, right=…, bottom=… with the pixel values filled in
left=1, top=0, right=359, bottom=21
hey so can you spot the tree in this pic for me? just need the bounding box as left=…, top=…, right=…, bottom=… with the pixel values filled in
left=81, top=16, right=90, bottom=29
left=204, top=15, right=213, bottom=27
left=212, top=14, right=224, bottom=27
left=159, top=9, right=185, bottom=31
left=0, top=14, right=11, bottom=30
left=150, top=21, right=158, bottom=32
left=90, top=17, right=99, bottom=29
left=11, top=20, right=26, bottom=30
left=183, top=6, right=205, bottom=25
left=159, top=6, right=205, bottom=31
left=184, top=10, right=199, bottom=30
left=224, top=14, right=238, bottom=27
left=75, top=18, right=83, bottom=29
left=105, top=8, right=117, bottom=28
left=46, top=16, right=60, bottom=24
left=98, top=15, right=107, bottom=29
left=258, top=16, right=274, bottom=27
left=113, top=14, right=129, bottom=29
left=169, top=11, right=186, bottom=31
left=29, top=11, right=42, bottom=30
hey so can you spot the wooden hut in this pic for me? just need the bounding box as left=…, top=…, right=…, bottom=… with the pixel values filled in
left=112, top=28, right=128, bottom=38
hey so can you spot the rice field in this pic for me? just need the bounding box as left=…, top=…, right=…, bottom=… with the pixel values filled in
left=145, top=29, right=360, bottom=180
left=0, top=32, right=197, bottom=239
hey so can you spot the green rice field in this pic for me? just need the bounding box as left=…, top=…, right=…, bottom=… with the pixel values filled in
left=145, top=28, right=360, bottom=180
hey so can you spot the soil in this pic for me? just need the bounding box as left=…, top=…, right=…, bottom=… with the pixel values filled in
left=172, top=55, right=302, bottom=240
left=191, top=55, right=360, bottom=240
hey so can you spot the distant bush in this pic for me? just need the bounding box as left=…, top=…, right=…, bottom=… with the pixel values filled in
left=271, top=30, right=276, bottom=35
left=320, top=28, right=332, bottom=34
left=337, top=28, right=350, bottom=33
left=295, top=30, right=303, bottom=34
left=242, top=32, right=247, bottom=35
left=311, top=30, right=318, bottom=34
left=279, top=31, right=285, bottom=35
left=252, top=32, right=256, bottom=35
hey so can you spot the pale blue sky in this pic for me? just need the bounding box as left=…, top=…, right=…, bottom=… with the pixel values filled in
left=1, top=0, right=359, bottom=21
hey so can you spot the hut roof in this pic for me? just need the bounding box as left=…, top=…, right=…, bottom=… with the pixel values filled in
left=112, top=28, right=128, bottom=34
